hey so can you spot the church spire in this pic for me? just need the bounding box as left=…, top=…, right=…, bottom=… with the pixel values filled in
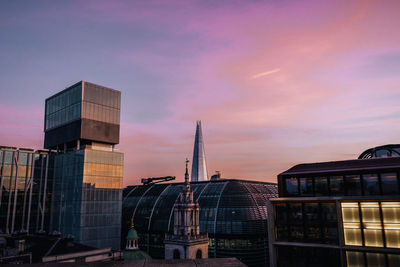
left=191, top=121, right=208, bottom=182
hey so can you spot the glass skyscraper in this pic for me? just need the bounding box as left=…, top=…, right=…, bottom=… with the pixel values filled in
left=46, top=81, right=123, bottom=250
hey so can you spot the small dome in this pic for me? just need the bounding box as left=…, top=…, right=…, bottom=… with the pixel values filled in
left=124, top=249, right=152, bottom=260
left=127, top=228, right=138, bottom=239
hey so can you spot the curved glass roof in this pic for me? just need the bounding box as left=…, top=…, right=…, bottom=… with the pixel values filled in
left=358, top=144, right=400, bottom=159
left=122, top=179, right=277, bottom=238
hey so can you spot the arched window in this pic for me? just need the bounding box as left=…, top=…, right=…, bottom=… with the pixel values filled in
left=196, top=249, right=202, bottom=259
left=173, top=249, right=180, bottom=259
left=135, top=240, right=137, bottom=247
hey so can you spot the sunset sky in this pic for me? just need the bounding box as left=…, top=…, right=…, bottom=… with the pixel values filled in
left=1, top=0, right=400, bottom=185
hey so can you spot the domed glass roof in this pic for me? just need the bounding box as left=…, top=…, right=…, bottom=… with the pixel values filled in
left=358, top=144, right=400, bottom=159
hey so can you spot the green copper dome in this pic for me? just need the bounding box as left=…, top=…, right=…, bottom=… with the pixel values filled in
left=127, top=228, right=138, bottom=239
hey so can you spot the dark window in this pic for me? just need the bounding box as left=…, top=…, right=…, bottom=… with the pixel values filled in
left=173, top=249, right=180, bottom=259
left=329, top=176, right=344, bottom=196
left=345, top=175, right=361, bottom=196
left=314, top=177, right=328, bottom=196
left=196, top=249, right=202, bottom=259
left=299, top=177, right=313, bottom=196
left=275, top=203, right=287, bottom=223
left=362, top=174, right=380, bottom=195
left=304, top=203, right=319, bottom=223
left=288, top=203, right=302, bottom=221
left=285, top=178, right=298, bottom=195
left=320, top=203, right=337, bottom=222
left=381, top=173, right=398, bottom=194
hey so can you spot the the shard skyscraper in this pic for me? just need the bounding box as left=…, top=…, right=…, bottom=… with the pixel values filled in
left=191, top=121, right=209, bottom=181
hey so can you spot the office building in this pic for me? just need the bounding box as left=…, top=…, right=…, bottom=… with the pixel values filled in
left=191, top=121, right=208, bottom=182
left=0, top=146, right=55, bottom=235
left=46, top=81, right=123, bottom=250
left=268, top=144, right=400, bottom=267
left=122, top=178, right=278, bottom=266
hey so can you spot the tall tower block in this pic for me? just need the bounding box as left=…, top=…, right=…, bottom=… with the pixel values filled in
left=191, top=121, right=208, bottom=181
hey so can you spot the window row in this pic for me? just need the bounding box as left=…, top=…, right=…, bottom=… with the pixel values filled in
left=82, top=102, right=120, bottom=125
left=346, top=251, right=400, bottom=267
left=342, top=202, right=400, bottom=248
left=283, top=172, right=400, bottom=197
left=83, top=163, right=123, bottom=177
left=46, top=85, right=81, bottom=115
left=83, top=84, right=120, bottom=109
left=45, top=102, right=81, bottom=130
left=274, top=202, right=338, bottom=244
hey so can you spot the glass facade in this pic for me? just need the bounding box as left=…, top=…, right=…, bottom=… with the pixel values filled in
left=45, top=83, right=82, bottom=130
left=122, top=180, right=278, bottom=267
left=274, top=201, right=338, bottom=244
left=50, top=148, right=123, bottom=250
left=0, top=147, right=55, bottom=234
left=346, top=251, right=400, bottom=267
left=281, top=172, right=400, bottom=197
left=342, top=201, right=400, bottom=249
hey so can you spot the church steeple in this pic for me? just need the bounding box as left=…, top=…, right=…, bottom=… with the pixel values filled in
left=164, top=159, right=208, bottom=259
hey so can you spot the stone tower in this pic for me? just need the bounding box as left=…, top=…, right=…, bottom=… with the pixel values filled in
left=191, top=120, right=208, bottom=181
left=164, top=159, right=208, bottom=259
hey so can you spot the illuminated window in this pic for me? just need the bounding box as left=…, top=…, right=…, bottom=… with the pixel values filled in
left=363, top=227, right=383, bottom=247
left=346, top=251, right=364, bottom=267
left=360, top=202, right=379, bottom=221
left=366, top=253, right=385, bottom=266
left=342, top=202, right=360, bottom=222
left=382, top=202, right=400, bottom=223
left=385, top=228, right=400, bottom=248
left=382, top=202, right=400, bottom=248
left=388, top=254, right=400, bottom=267
left=343, top=226, right=362, bottom=246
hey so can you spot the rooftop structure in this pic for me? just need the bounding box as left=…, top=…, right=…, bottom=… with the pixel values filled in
left=44, top=80, right=121, bottom=149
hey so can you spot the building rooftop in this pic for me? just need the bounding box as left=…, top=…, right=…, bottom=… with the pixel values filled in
left=279, top=156, right=400, bottom=176
left=16, top=258, right=247, bottom=266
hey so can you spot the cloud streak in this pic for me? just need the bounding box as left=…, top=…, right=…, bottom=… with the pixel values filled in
left=251, top=68, right=281, bottom=79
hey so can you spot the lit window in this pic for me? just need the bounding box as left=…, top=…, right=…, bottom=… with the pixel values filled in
left=346, top=251, right=364, bottom=267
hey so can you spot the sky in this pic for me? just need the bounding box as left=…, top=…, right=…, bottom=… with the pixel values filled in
left=1, top=0, right=400, bottom=186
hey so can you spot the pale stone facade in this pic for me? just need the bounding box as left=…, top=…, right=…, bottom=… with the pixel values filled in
left=164, top=159, right=208, bottom=259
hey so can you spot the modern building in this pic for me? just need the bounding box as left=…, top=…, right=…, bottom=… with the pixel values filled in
left=0, top=146, right=55, bottom=235
left=164, top=159, right=208, bottom=259
left=268, top=145, right=400, bottom=267
left=191, top=121, right=208, bottom=182
left=46, top=81, right=123, bottom=250
left=122, top=178, right=278, bottom=266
